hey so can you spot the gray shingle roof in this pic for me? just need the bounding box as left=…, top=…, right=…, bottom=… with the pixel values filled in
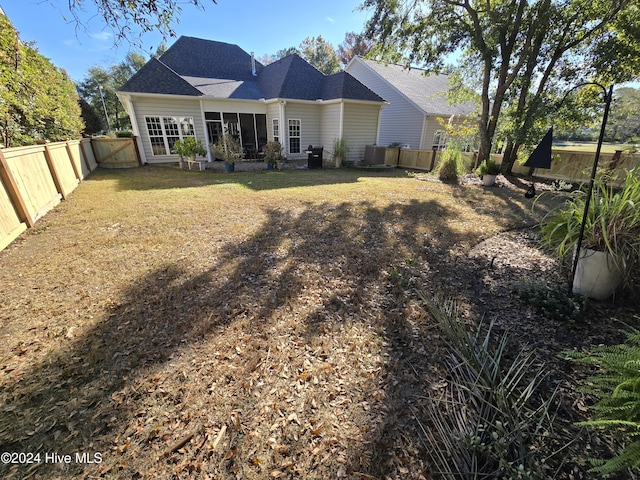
left=119, top=58, right=202, bottom=96
left=118, top=37, right=385, bottom=104
left=357, top=58, right=475, bottom=115
left=322, top=72, right=384, bottom=102
left=160, top=36, right=263, bottom=80
left=258, top=54, right=325, bottom=100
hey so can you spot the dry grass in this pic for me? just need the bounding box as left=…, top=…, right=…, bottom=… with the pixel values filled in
left=0, top=166, right=629, bottom=479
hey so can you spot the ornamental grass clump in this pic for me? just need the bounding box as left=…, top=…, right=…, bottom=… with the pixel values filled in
left=540, top=168, right=640, bottom=287
left=419, top=294, right=561, bottom=479
left=437, top=147, right=462, bottom=182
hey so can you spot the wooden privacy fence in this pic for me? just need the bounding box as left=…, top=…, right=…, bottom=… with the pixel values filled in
left=366, top=145, right=640, bottom=183
left=0, top=140, right=85, bottom=251
left=0, top=136, right=142, bottom=252
left=91, top=137, right=141, bottom=168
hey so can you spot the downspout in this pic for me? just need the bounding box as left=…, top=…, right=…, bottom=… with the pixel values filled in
left=375, top=104, right=385, bottom=146
left=280, top=100, right=287, bottom=157
left=339, top=102, right=344, bottom=161
left=419, top=112, right=427, bottom=149
left=199, top=99, right=212, bottom=162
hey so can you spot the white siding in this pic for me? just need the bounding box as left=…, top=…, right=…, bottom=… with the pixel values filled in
left=320, top=104, right=342, bottom=161
left=200, top=99, right=267, bottom=115
left=342, top=104, right=381, bottom=163
left=346, top=59, right=425, bottom=149
left=131, top=96, right=204, bottom=164
left=423, top=116, right=446, bottom=150
left=283, top=102, right=321, bottom=159
left=266, top=102, right=280, bottom=141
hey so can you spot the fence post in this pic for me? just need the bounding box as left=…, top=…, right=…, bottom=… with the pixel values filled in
left=65, top=141, right=83, bottom=181
left=429, top=148, right=438, bottom=171
left=43, top=143, right=68, bottom=200
left=78, top=139, right=93, bottom=172
left=0, top=148, right=35, bottom=228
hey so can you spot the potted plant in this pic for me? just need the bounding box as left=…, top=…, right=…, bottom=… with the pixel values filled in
left=174, top=137, right=207, bottom=170
left=476, top=158, right=502, bottom=186
left=210, top=133, right=243, bottom=173
left=264, top=141, right=283, bottom=170
left=540, top=169, right=640, bottom=300
left=333, top=137, right=349, bottom=168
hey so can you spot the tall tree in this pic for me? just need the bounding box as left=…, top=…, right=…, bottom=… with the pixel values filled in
left=299, top=36, right=340, bottom=75
left=79, top=97, right=103, bottom=135
left=363, top=0, right=640, bottom=170
left=77, top=46, right=164, bottom=132
left=337, top=32, right=375, bottom=65
left=0, top=13, right=83, bottom=147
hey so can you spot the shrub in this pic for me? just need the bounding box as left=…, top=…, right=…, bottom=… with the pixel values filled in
left=438, top=148, right=462, bottom=182
left=516, top=279, right=589, bottom=324
left=476, top=158, right=502, bottom=177
left=210, top=134, right=243, bottom=163
left=115, top=130, right=133, bottom=138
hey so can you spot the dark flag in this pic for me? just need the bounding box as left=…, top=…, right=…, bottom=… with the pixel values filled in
left=524, top=127, right=553, bottom=169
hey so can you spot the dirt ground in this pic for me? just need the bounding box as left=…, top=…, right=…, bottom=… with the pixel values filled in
left=0, top=167, right=638, bottom=479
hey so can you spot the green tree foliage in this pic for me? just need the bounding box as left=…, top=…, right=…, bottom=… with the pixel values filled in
left=78, top=98, right=103, bottom=135
left=607, top=87, right=640, bottom=143
left=77, top=50, right=159, bottom=132
left=63, top=0, right=217, bottom=44
left=0, top=14, right=83, bottom=147
left=262, top=38, right=340, bottom=75
left=362, top=0, right=640, bottom=170
left=299, top=36, right=341, bottom=75
left=337, top=32, right=374, bottom=66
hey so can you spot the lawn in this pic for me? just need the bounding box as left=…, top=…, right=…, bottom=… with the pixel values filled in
left=0, top=166, right=636, bottom=479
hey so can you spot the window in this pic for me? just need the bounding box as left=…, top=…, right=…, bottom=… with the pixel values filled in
left=288, top=119, right=301, bottom=154
left=432, top=130, right=446, bottom=150
left=272, top=119, right=279, bottom=143
left=144, top=116, right=196, bottom=156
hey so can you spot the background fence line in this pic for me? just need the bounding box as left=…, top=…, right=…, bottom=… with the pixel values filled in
left=368, top=145, right=640, bottom=183
left=0, top=137, right=139, bottom=252
left=2, top=140, right=639, bottom=253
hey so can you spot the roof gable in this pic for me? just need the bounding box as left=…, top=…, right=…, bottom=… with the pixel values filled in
left=118, top=37, right=385, bottom=104
left=322, top=72, right=384, bottom=102
left=119, top=57, right=202, bottom=96
left=352, top=57, right=475, bottom=115
left=159, top=36, right=262, bottom=80
left=259, top=54, right=325, bottom=100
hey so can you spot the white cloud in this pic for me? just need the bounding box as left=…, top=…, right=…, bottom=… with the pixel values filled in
left=89, top=31, right=113, bottom=42
left=326, top=16, right=335, bottom=23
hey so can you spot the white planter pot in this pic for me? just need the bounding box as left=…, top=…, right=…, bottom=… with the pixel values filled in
left=481, top=174, right=497, bottom=186
left=572, top=248, right=623, bottom=300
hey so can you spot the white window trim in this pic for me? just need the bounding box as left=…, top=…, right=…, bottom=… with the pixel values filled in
left=272, top=118, right=279, bottom=143
left=432, top=130, right=446, bottom=150
left=145, top=115, right=197, bottom=156
left=288, top=118, right=301, bottom=155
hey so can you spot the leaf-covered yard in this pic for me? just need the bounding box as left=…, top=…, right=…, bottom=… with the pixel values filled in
left=0, top=166, right=637, bottom=479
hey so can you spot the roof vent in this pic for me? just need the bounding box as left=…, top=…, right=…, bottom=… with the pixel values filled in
left=251, top=52, right=257, bottom=77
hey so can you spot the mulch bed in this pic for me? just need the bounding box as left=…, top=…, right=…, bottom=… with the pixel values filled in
left=0, top=167, right=638, bottom=479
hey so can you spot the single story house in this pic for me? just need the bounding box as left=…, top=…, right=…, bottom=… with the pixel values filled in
left=117, top=36, right=386, bottom=165
left=344, top=57, right=477, bottom=150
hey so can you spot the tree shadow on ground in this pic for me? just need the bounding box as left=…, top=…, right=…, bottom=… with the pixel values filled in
left=1, top=197, right=458, bottom=478
left=0, top=190, right=593, bottom=478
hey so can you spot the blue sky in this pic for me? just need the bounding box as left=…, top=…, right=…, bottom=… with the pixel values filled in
left=3, top=0, right=373, bottom=82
